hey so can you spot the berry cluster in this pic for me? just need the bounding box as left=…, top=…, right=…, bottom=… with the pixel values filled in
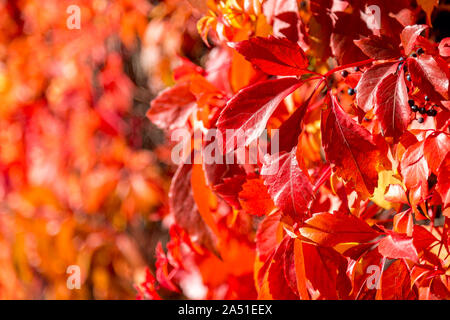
left=408, top=98, right=438, bottom=123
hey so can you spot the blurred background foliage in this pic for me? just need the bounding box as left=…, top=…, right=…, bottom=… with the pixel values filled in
left=0, top=0, right=204, bottom=299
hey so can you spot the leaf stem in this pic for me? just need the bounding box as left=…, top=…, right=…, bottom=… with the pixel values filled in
left=324, top=58, right=375, bottom=78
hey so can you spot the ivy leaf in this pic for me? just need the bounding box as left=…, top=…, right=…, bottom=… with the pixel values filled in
left=238, top=178, right=275, bottom=217
left=321, top=94, right=389, bottom=198
left=261, top=148, right=314, bottom=221
left=356, top=62, right=398, bottom=113
left=302, top=242, right=351, bottom=299
left=230, top=36, right=309, bottom=76
left=217, top=77, right=302, bottom=153
left=378, top=233, right=419, bottom=262
left=380, top=260, right=415, bottom=299
left=354, top=35, right=401, bottom=60
left=259, top=237, right=298, bottom=299
left=147, top=82, right=196, bottom=130
left=300, top=212, right=380, bottom=247
left=423, top=131, right=450, bottom=174
left=436, top=153, right=450, bottom=208
left=407, top=54, right=450, bottom=101
left=400, top=140, right=429, bottom=191
left=263, top=0, right=308, bottom=48
left=256, top=211, right=282, bottom=262
left=401, top=25, right=428, bottom=55
left=375, top=69, right=411, bottom=142
left=169, top=159, right=217, bottom=253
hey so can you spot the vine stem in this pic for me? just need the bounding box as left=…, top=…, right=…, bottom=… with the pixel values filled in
left=324, top=58, right=375, bottom=78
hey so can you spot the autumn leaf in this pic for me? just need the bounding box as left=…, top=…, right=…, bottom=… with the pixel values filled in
left=423, top=131, right=450, bottom=174
left=238, top=178, right=275, bottom=216
left=401, top=25, right=428, bottom=55
left=299, top=212, right=380, bottom=247
left=400, top=140, right=429, bottom=191
left=230, top=36, right=309, bottom=76
left=407, top=54, right=450, bottom=101
left=147, top=82, right=196, bottom=130
left=217, top=77, right=302, bottom=153
left=356, top=62, right=398, bottom=113
left=321, top=94, right=390, bottom=198
left=302, top=242, right=352, bottom=299
left=261, top=148, right=314, bottom=221
left=436, top=153, right=450, bottom=208
left=378, top=232, right=419, bottom=262
left=379, top=260, right=415, bottom=299
left=169, top=159, right=218, bottom=253
left=258, top=237, right=298, bottom=299
left=375, top=69, right=411, bottom=142
left=354, top=35, right=401, bottom=60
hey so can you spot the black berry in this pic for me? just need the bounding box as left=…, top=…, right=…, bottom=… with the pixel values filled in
left=407, top=74, right=412, bottom=81
left=412, top=53, right=418, bottom=58
left=411, top=105, right=419, bottom=112
left=399, top=57, right=405, bottom=61
left=427, top=109, right=437, bottom=117
left=419, top=107, right=426, bottom=114
left=341, top=70, right=349, bottom=77
left=417, top=117, right=425, bottom=123
left=425, top=95, right=430, bottom=101
left=417, top=48, right=424, bottom=55
left=354, top=67, right=360, bottom=72
left=348, top=88, right=355, bottom=96
left=408, top=99, right=415, bottom=106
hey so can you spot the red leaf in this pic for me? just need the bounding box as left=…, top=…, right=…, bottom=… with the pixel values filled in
left=271, top=98, right=309, bottom=153
left=380, top=260, right=415, bottom=299
left=378, top=233, right=419, bottom=262
left=384, top=184, right=408, bottom=204
left=401, top=25, right=428, bottom=55
left=259, top=237, right=298, bottom=299
left=436, top=153, right=450, bottom=208
left=217, top=77, right=302, bottom=153
left=147, top=82, right=196, bottom=130
left=356, top=62, right=398, bottom=113
left=256, top=211, right=281, bottom=262
left=375, top=69, right=411, bottom=142
left=300, top=212, right=380, bottom=247
left=169, top=159, right=217, bottom=253
left=263, top=0, right=308, bottom=48
left=155, top=243, right=180, bottom=293
left=261, top=148, right=314, bottom=221
left=423, top=131, right=450, bottom=174
left=321, top=94, right=389, bottom=198
left=230, top=36, right=309, bottom=76
left=413, top=225, right=437, bottom=252
left=330, top=12, right=370, bottom=65
left=407, top=54, right=450, bottom=101
left=302, top=242, right=351, bottom=299
left=354, top=35, right=401, bottom=60
left=400, top=140, right=429, bottom=191
left=238, top=178, right=275, bottom=216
